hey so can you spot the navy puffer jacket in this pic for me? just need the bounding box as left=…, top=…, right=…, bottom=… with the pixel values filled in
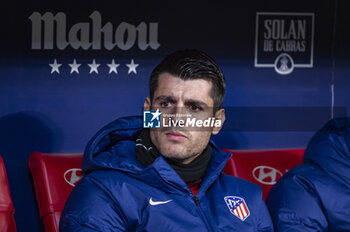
left=60, top=116, right=273, bottom=231
left=267, top=117, right=350, bottom=232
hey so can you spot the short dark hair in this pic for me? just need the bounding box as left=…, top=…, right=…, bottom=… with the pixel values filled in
left=149, top=49, right=226, bottom=111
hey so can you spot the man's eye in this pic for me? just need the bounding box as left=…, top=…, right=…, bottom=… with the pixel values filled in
left=160, top=101, right=171, bottom=107
left=189, top=105, right=203, bottom=112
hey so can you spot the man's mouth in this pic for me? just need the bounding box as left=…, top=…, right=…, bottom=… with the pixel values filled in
left=165, top=131, right=187, bottom=141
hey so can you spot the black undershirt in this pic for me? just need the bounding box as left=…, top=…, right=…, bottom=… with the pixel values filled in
left=135, top=129, right=212, bottom=183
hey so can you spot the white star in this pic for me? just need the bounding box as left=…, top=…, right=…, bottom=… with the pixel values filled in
left=88, top=59, right=100, bottom=74
left=126, top=59, right=139, bottom=74
left=151, top=109, right=161, bottom=121
left=49, top=59, right=62, bottom=74
left=68, top=59, right=81, bottom=74
left=107, top=59, right=120, bottom=74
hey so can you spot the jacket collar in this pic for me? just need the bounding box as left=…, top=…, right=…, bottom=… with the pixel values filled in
left=83, top=116, right=232, bottom=196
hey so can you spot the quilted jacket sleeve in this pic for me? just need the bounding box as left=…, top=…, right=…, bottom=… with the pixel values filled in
left=59, top=176, right=128, bottom=232
left=266, top=174, right=328, bottom=232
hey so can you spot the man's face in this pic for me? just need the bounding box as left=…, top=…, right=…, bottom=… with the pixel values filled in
left=144, top=73, right=225, bottom=164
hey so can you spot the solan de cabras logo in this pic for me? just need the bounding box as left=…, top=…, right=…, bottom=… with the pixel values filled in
left=254, top=12, right=314, bottom=75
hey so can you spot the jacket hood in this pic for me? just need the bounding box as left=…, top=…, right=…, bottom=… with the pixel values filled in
left=303, top=117, right=350, bottom=187
left=83, top=116, right=144, bottom=173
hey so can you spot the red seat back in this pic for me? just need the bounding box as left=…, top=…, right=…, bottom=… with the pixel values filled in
left=223, top=149, right=305, bottom=200
left=0, top=155, right=17, bottom=232
left=29, top=152, right=83, bottom=232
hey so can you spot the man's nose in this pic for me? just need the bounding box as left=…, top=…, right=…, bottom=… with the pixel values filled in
left=173, top=104, right=186, bottom=118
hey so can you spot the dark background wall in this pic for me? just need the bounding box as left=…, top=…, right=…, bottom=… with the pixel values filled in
left=0, top=0, right=349, bottom=231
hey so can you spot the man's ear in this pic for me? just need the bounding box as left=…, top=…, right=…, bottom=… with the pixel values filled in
left=144, top=97, right=151, bottom=111
left=212, top=108, right=225, bottom=135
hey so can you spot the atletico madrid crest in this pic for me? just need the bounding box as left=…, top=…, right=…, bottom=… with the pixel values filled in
left=224, top=196, right=250, bottom=221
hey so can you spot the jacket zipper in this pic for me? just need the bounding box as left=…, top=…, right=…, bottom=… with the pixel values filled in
left=157, top=171, right=216, bottom=231
left=192, top=196, right=215, bottom=232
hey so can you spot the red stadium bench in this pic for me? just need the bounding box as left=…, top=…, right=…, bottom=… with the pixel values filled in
left=29, top=152, right=83, bottom=232
left=0, top=155, right=17, bottom=232
left=223, top=148, right=305, bottom=200
left=28, top=149, right=304, bottom=231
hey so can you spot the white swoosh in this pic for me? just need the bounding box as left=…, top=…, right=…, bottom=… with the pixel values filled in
left=149, top=198, right=173, bottom=206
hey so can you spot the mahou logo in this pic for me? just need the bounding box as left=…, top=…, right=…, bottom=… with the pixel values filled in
left=29, top=11, right=160, bottom=75
left=29, top=11, right=160, bottom=50
left=64, top=168, right=84, bottom=187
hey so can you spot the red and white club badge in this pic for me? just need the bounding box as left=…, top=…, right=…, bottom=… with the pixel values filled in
left=224, top=196, right=250, bottom=221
